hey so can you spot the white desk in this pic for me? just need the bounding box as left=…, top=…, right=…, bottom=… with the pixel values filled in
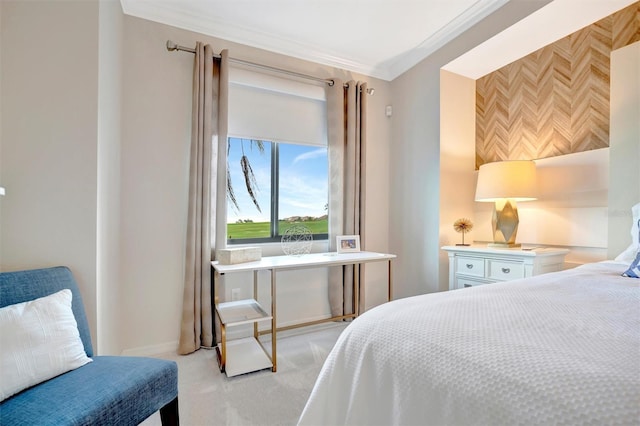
left=212, top=251, right=396, bottom=376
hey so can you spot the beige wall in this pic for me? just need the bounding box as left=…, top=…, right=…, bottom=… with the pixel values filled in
left=118, top=15, right=192, bottom=354
left=0, top=0, right=101, bottom=347
left=438, top=70, right=476, bottom=291
left=97, top=0, right=124, bottom=355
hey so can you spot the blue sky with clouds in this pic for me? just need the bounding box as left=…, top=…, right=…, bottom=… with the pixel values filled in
left=227, top=138, right=328, bottom=223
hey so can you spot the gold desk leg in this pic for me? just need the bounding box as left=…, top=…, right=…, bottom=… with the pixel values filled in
left=271, top=268, right=277, bottom=372
left=220, top=322, right=226, bottom=373
left=253, top=270, right=258, bottom=339
left=354, top=264, right=360, bottom=317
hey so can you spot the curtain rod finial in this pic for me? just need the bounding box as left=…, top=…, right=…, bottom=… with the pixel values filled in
left=166, top=40, right=178, bottom=51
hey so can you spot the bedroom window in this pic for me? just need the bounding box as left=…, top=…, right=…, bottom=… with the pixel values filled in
left=226, top=137, right=328, bottom=243
left=225, top=67, right=328, bottom=244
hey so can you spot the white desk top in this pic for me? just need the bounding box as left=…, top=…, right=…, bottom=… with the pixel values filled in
left=212, top=251, right=396, bottom=273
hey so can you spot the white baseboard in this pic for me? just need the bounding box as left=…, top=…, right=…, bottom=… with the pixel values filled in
left=121, top=341, right=178, bottom=357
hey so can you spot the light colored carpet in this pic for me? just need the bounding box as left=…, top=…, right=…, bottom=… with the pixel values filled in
left=141, top=323, right=347, bottom=426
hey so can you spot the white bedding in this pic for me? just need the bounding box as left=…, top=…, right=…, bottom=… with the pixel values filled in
left=299, top=262, right=640, bottom=426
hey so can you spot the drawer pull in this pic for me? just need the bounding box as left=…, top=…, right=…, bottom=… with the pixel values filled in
left=502, top=267, right=511, bottom=274
left=466, top=264, right=474, bottom=269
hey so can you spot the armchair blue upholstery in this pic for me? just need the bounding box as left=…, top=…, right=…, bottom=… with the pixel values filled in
left=0, top=266, right=179, bottom=425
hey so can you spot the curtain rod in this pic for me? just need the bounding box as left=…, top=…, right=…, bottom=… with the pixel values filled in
left=166, top=40, right=334, bottom=86
left=166, top=40, right=375, bottom=94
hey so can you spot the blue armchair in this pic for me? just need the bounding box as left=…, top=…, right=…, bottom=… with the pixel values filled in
left=0, top=266, right=179, bottom=425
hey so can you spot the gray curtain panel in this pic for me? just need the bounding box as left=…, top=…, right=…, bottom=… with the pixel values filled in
left=327, top=80, right=368, bottom=317
left=179, top=43, right=229, bottom=355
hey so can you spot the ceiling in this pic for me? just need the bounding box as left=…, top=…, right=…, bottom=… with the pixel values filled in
left=120, top=0, right=510, bottom=81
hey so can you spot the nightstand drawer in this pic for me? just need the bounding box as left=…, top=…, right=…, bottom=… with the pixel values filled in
left=455, top=256, right=485, bottom=278
left=487, top=260, right=524, bottom=281
left=443, top=245, right=569, bottom=291
left=456, top=277, right=489, bottom=289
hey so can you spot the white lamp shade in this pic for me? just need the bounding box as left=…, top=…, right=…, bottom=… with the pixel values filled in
left=475, top=160, right=537, bottom=202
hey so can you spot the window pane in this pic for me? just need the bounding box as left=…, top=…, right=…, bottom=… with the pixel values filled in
left=226, top=138, right=328, bottom=242
left=278, top=144, right=328, bottom=235
left=226, top=138, right=271, bottom=240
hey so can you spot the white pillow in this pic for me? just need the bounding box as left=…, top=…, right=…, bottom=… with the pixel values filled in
left=0, top=289, right=92, bottom=401
left=615, top=202, right=640, bottom=262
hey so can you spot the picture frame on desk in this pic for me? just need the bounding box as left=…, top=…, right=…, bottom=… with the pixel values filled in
left=337, top=235, right=361, bottom=253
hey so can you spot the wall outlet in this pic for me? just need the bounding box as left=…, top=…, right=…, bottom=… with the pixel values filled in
left=231, top=288, right=241, bottom=301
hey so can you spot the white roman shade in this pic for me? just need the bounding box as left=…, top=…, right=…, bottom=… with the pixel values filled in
left=228, top=68, right=327, bottom=146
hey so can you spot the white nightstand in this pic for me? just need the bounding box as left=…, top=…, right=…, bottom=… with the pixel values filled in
left=441, top=245, right=569, bottom=291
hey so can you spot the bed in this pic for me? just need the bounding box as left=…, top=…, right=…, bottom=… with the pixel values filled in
left=298, top=261, right=640, bottom=425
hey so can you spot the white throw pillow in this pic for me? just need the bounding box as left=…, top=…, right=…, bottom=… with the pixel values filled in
left=0, top=289, right=92, bottom=401
left=615, top=202, right=640, bottom=262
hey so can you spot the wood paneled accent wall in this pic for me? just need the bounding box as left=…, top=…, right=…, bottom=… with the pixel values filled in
left=476, top=2, right=639, bottom=168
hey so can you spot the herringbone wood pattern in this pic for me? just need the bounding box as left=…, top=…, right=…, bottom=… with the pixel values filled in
left=476, top=2, right=639, bottom=168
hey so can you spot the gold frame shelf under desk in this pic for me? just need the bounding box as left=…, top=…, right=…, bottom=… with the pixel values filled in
left=214, top=297, right=274, bottom=377
left=212, top=251, right=396, bottom=376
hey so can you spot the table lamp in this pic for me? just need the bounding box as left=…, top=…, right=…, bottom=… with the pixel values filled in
left=475, top=160, right=537, bottom=248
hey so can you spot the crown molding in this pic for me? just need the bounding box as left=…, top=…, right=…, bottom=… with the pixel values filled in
left=121, top=0, right=508, bottom=81
left=386, top=0, right=508, bottom=80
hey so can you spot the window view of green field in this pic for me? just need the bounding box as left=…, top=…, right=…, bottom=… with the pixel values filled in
left=227, top=138, right=328, bottom=242
left=227, top=218, right=328, bottom=240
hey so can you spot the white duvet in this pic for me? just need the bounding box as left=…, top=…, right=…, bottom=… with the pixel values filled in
left=299, top=262, right=640, bottom=426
